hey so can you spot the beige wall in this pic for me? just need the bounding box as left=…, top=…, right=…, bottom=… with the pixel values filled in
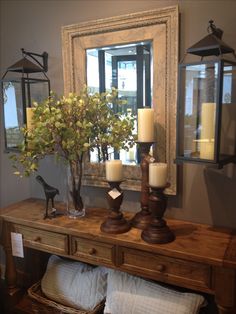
left=1, top=0, right=236, bottom=228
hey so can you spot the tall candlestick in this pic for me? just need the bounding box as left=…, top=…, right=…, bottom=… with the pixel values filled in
left=100, top=181, right=131, bottom=234
left=131, top=142, right=153, bottom=229
left=149, top=163, right=167, bottom=188
left=141, top=184, right=175, bottom=244
left=138, top=108, right=154, bottom=142
left=106, top=160, right=123, bottom=182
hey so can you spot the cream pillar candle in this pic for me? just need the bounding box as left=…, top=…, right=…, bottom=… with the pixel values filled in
left=199, top=139, right=215, bottom=159
left=26, top=107, right=34, bottom=130
left=138, top=108, right=154, bottom=142
left=149, top=162, right=167, bottom=187
left=201, top=102, right=216, bottom=139
left=200, top=102, right=216, bottom=160
left=106, top=160, right=123, bottom=182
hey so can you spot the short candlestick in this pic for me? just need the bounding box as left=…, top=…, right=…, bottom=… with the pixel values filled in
left=141, top=183, right=175, bottom=244
left=100, top=181, right=131, bottom=234
left=131, top=142, right=153, bottom=229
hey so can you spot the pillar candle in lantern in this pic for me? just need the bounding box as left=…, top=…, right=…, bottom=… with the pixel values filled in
left=26, top=107, right=34, bottom=130
left=138, top=108, right=154, bottom=142
left=201, top=102, right=215, bottom=139
left=106, top=160, right=123, bottom=182
left=200, top=102, right=216, bottom=160
left=149, top=162, right=167, bottom=187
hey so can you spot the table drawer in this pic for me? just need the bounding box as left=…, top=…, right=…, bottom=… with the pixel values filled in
left=71, top=236, right=115, bottom=266
left=13, top=224, right=68, bottom=255
left=117, top=247, right=211, bottom=292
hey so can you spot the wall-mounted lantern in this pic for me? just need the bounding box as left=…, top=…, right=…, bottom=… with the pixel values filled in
left=176, top=20, right=236, bottom=168
left=1, top=48, right=50, bottom=151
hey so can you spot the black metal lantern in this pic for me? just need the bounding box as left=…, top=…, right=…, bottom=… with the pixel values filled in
left=176, top=21, right=236, bottom=168
left=1, top=48, right=50, bottom=151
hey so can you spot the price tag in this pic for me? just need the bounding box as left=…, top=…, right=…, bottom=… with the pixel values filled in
left=11, top=232, right=24, bottom=258
left=108, top=188, right=121, bottom=199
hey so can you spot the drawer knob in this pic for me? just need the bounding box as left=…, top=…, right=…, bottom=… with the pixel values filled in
left=34, top=236, right=41, bottom=242
left=88, top=248, right=96, bottom=255
left=156, top=264, right=165, bottom=272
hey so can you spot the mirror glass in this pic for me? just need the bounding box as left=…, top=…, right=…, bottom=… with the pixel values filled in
left=86, top=41, right=152, bottom=165
left=62, top=6, right=179, bottom=194
left=3, top=81, right=24, bottom=150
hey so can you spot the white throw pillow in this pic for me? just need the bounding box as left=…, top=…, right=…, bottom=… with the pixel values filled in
left=104, top=270, right=206, bottom=314
left=41, top=255, right=107, bottom=310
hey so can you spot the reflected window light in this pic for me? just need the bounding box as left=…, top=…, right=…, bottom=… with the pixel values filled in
left=86, top=40, right=152, bottom=165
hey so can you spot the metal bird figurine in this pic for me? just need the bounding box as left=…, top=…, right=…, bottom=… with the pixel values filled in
left=36, top=175, right=59, bottom=219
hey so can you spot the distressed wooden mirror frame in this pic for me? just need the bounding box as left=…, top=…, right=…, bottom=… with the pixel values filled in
left=62, top=6, right=179, bottom=195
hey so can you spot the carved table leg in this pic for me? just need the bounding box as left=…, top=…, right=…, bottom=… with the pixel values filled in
left=2, top=221, right=23, bottom=311
left=214, top=266, right=235, bottom=314
left=2, top=222, right=18, bottom=291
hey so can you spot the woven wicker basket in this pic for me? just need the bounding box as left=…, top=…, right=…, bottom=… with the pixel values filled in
left=28, top=281, right=105, bottom=314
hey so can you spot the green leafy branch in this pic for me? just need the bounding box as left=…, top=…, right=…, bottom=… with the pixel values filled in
left=10, top=86, right=137, bottom=177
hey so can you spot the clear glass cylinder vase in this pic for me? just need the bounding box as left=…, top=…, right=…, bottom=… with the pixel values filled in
left=66, top=162, right=85, bottom=218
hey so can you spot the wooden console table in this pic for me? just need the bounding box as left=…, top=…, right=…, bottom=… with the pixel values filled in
left=1, top=198, right=236, bottom=314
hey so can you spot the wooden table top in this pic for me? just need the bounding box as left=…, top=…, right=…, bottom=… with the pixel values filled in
left=1, top=198, right=236, bottom=269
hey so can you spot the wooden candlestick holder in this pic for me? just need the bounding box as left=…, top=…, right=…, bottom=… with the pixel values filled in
left=131, top=142, right=153, bottom=229
left=141, top=184, right=175, bottom=244
left=100, top=181, right=131, bottom=234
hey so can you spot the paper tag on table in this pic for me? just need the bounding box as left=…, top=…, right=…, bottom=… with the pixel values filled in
left=11, top=232, right=24, bottom=258
left=108, top=188, right=121, bottom=199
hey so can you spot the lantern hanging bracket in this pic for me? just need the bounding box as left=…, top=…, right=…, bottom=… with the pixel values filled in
left=21, top=48, right=48, bottom=72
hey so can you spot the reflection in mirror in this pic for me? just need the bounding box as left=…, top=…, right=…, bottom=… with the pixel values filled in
left=87, top=41, right=152, bottom=165
left=3, top=82, right=24, bottom=150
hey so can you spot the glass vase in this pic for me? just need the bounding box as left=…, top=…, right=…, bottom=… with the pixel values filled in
left=66, top=161, right=85, bottom=218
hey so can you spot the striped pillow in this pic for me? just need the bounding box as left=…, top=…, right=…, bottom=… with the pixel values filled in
left=41, top=255, right=107, bottom=310
left=104, top=270, right=206, bottom=314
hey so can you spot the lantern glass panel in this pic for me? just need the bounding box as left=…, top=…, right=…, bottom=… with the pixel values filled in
left=180, top=62, right=218, bottom=160
left=24, top=79, right=50, bottom=107
left=220, top=62, right=236, bottom=160
left=2, top=81, right=24, bottom=149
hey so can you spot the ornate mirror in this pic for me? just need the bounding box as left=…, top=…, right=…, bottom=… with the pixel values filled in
left=62, top=6, right=179, bottom=195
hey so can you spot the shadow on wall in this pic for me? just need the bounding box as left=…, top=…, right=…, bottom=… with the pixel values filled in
left=166, top=163, right=209, bottom=223
left=204, top=164, right=236, bottom=229
left=165, top=162, right=236, bottom=227
left=31, top=155, right=67, bottom=202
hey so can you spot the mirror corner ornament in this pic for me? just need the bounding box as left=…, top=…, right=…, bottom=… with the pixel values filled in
left=62, top=5, right=179, bottom=195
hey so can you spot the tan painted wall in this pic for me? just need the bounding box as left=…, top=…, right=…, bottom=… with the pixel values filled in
left=1, top=0, right=236, bottom=228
